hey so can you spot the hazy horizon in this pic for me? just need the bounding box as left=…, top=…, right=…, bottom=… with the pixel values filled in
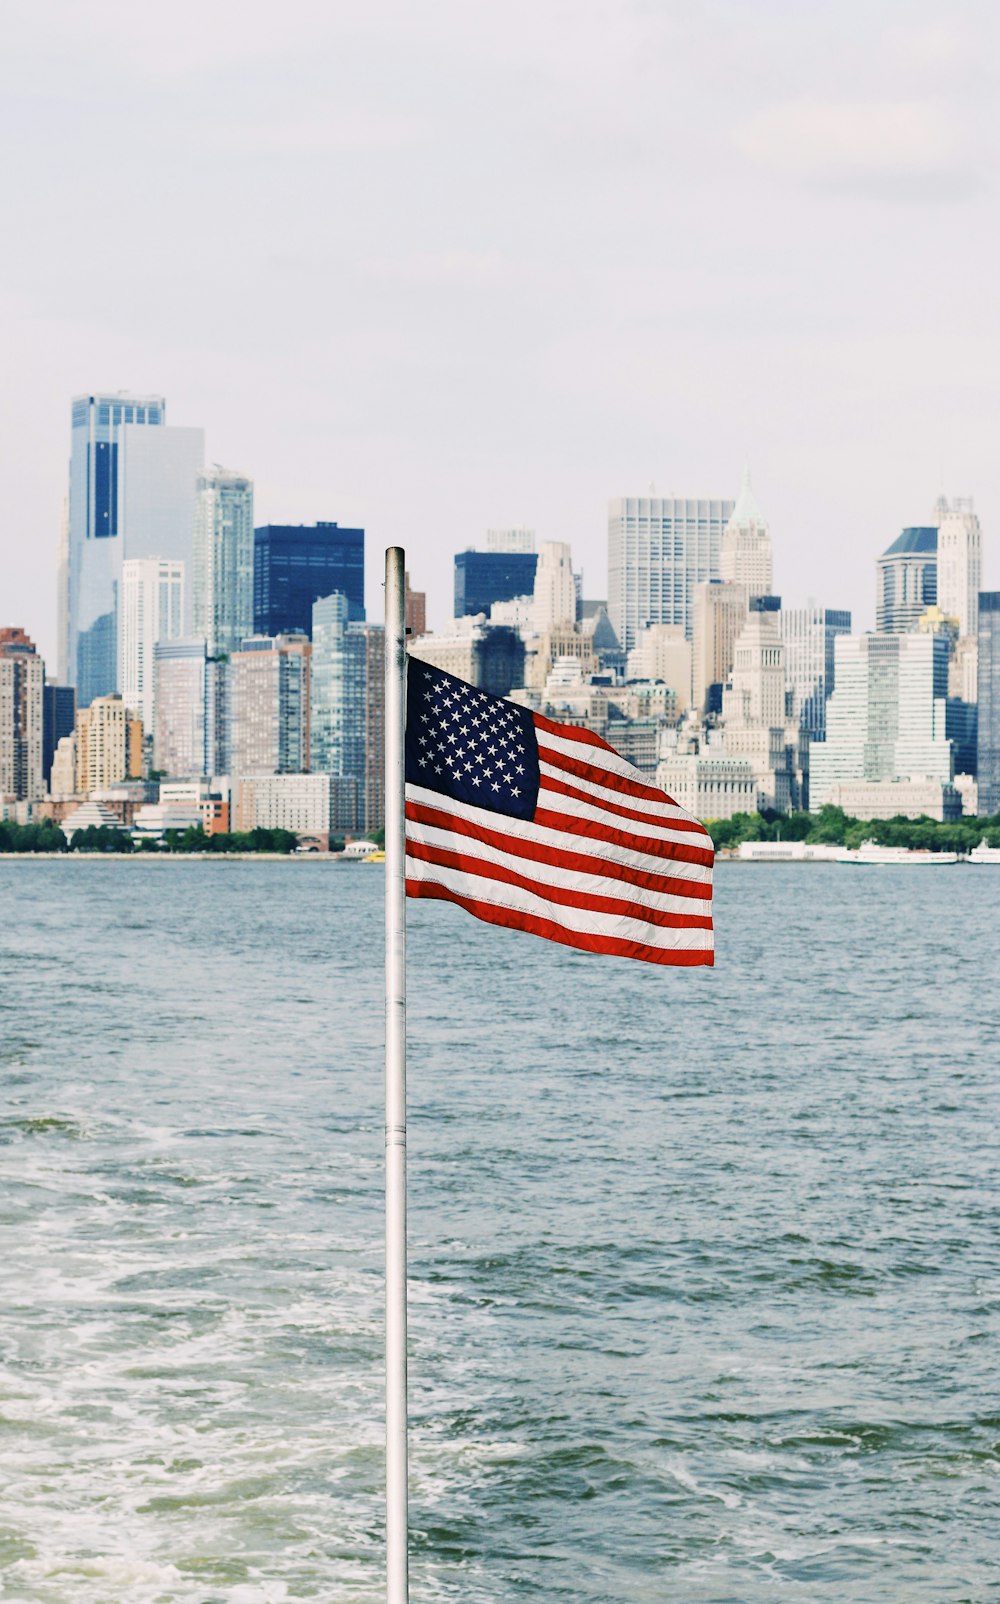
left=4, top=0, right=999, bottom=667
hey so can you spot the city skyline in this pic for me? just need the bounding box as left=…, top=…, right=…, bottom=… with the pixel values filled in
left=6, top=3, right=1000, bottom=665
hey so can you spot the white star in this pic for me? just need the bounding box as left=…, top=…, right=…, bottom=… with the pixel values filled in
left=511, top=786, right=520, bottom=797
left=434, top=764, right=443, bottom=774
left=487, top=744, right=497, bottom=756
left=471, top=775, right=481, bottom=786
left=491, top=781, right=500, bottom=792
left=419, top=756, right=428, bottom=767
left=516, top=764, right=524, bottom=775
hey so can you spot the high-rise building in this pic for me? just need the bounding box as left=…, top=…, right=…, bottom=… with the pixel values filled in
left=936, top=498, right=982, bottom=639
left=231, top=634, right=311, bottom=777
left=0, top=628, right=44, bottom=801
left=309, top=596, right=385, bottom=831
left=404, top=573, right=426, bottom=640
left=977, top=594, right=1000, bottom=815
left=626, top=625, right=692, bottom=713
left=153, top=638, right=230, bottom=778
left=608, top=493, right=735, bottom=653
left=811, top=633, right=954, bottom=812
left=56, top=496, right=70, bottom=685
left=720, top=610, right=801, bottom=811
left=876, top=527, right=938, bottom=634
left=453, top=550, right=538, bottom=619
left=408, top=619, right=525, bottom=696
left=75, top=695, right=143, bottom=795
left=691, top=580, right=747, bottom=715
left=42, top=683, right=76, bottom=791
left=119, top=557, right=185, bottom=736
left=719, top=471, right=773, bottom=599
left=486, top=528, right=535, bottom=554
left=193, top=468, right=254, bottom=656
left=781, top=605, right=852, bottom=740
left=531, top=541, right=576, bottom=633
left=68, top=392, right=204, bottom=706
left=253, top=523, right=364, bottom=638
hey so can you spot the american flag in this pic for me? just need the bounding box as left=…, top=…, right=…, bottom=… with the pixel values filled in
left=404, top=665, right=714, bottom=967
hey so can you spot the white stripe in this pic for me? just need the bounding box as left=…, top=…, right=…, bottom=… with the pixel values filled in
left=406, top=816, right=711, bottom=920
left=536, top=748, right=692, bottom=825
left=405, top=784, right=713, bottom=888
left=537, top=774, right=709, bottom=850
left=407, top=855, right=714, bottom=952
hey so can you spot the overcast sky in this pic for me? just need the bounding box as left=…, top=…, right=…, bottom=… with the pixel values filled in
left=3, top=0, right=999, bottom=664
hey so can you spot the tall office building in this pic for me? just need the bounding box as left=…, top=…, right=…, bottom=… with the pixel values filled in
left=193, top=468, right=254, bottom=656
left=68, top=392, right=204, bottom=706
left=56, top=497, right=70, bottom=685
left=0, top=628, right=44, bottom=801
left=691, top=580, right=747, bottom=715
left=978, top=594, right=1000, bottom=814
left=781, top=605, right=852, bottom=740
left=876, top=527, right=937, bottom=633
left=626, top=625, right=691, bottom=713
left=119, top=557, right=185, bottom=736
left=811, top=633, right=954, bottom=811
left=75, top=695, right=143, bottom=795
left=153, top=638, right=230, bottom=778
left=254, top=523, right=364, bottom=638
left=936, top=497, right=982, bottom=639
left=719, top=472, right=773, bottom=599
left=231, top=634, right=311, bottom=777
left=310, top=598, right=385, bottom=831
left=608, top=494, right=735, bottom=654
left=720, top=609, right=800, bottom=811
left=42, top=683, right=76, bottom=791
left=454, top=550, right=538, bottom=619
left=486, top=528, right=535, bottom=554
left=531, top=541, right=576, bottom=633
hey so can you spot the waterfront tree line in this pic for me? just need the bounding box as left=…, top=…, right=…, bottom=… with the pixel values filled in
left=0, top=820, right=309, bottom=854
left=707, top=806, right=1000, bottom=854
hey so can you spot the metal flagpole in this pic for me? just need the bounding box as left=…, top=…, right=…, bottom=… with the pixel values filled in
left=384, top=546, right=409, bottom=1604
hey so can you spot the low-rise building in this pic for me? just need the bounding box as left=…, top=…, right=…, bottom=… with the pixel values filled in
left=234, top=772, right=359, bottom=835
left=819, top=778, right=962, bottom=822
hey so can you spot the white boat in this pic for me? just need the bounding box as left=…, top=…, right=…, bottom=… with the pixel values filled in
left=968, top=839, right=1000, bottom=864
left=838, top=840, right=959, bottom=866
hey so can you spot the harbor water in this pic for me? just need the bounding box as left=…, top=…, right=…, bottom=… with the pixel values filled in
left=1, top=860, right=999, bottom=1601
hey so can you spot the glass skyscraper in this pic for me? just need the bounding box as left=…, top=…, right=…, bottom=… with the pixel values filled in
left=453, top=550, right=537, bottom=620
left=254, top=524, right=364, bottom=638
left=194, top=468, right=255, bottom=656
left=875, top=527, right=938, bottom=634
left=310, top=593, right=385, bottom=831
left=68, top=393, right=204, bottom=707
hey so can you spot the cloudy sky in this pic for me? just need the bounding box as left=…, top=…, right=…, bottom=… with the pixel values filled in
left=2, top=0, right=998, bottom=663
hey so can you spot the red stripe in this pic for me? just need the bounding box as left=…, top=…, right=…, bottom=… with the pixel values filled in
left=540, top=771, right=707, bottom=837
left=532, top=806, right=713, bottom=868
left=536, top=738, right=696, bottom=819
left=406, top=839, right=713, bottom=930
left=406, top=879, right=714, bottom=966
left=532, top=710, right=612, bottom=752
left=405, top=800, right=712, bottom=901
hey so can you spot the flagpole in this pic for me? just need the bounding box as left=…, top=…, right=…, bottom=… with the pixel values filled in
left=384, top=546, right=409, bottom=1604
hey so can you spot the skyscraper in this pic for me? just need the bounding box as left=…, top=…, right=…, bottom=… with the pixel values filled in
left=486, top=528, right=536, bottom=554
left=231, top=634, right=311, bottom=777
left=719, top=471, right=773, bottom=599
left=453, top=550, right=538, bottom=619
left=608, top=494, right=735, bottom=653
left=691, top=580, right=747, bottom=715
left=42, top=683, right=76, bottom=791
left=876, top=527, right=938, bottom=633
left=253, top=524, right=364, bottom=638
left=781, top=605, right=852, bottom=740
left=977, top=594, right=1000, bottom=815
left=404, top=574, right=426, bottom=640
left=309, top=596, right=385, bottom=832
left=75, top=695, right=143, bottom=795
left=531, top=541, right=576, bottom=632
left=68, top=393, right=204, bottom=706
left=120, top=557, right=186, bottom=736
left=720, top=609, right=800, bottom=811
left=936, top=497, right=982, bottom=639
left=192, top=468, right=255, bottom=657
left=810, top=633, right=953, bottom=811
left=153, top=638, right=230, bottom=779
left=0, top=628, right=44, bottom=801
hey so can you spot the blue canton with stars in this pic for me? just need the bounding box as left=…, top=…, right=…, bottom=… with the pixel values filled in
left=405, top=664, right=540, bottom=821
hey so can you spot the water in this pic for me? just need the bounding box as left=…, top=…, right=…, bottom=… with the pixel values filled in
left=1, top=859, right=999, bottom=1602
